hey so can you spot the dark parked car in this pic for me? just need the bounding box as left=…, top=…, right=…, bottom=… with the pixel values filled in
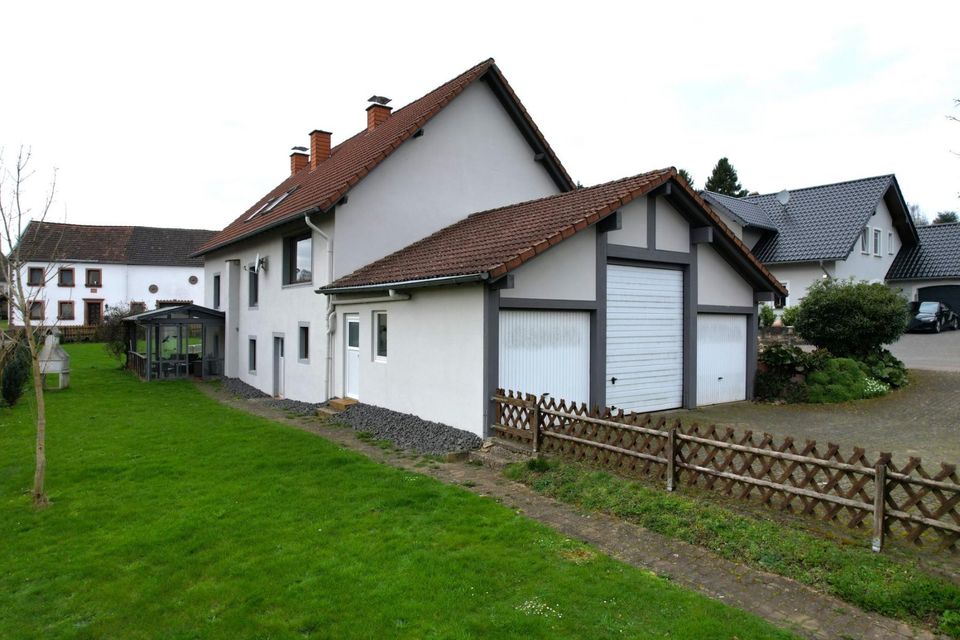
left=908, top=301, right=960, bottom=333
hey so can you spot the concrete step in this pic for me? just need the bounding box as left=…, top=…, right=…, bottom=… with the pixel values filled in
left=327, top=397, right=358, bottom=412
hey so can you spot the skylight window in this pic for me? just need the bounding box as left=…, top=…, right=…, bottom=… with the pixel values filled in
left=245, top=186, right=299, bottom=222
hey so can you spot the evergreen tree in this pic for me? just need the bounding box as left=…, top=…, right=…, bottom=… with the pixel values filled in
left=705, top=157, right=748, bottom=197
left=933, top=210, right=958, bottom=224
left=677, top=168, right=695, bottom=190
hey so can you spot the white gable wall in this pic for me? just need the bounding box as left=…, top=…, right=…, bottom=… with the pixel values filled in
left=334, top=81, right=561, bottom=278
left=501, top=227, right=596, bottom=301
left=834, top=199, right=901, bottom=283
left=697, top=245, right=754, bottom=307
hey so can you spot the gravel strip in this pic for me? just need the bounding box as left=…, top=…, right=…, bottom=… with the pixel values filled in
left=221, top=377, right=268, bottom=399
left=221, top=378, right=322, bottom=415
left=336, top=403, right=482, bottom=455
left=264, top=398, right=323, bottom=416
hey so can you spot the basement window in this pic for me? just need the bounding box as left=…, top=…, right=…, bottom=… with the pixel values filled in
left=249, top=338, right=257, bottom=372
left=299, top=324, right=309, bottom=362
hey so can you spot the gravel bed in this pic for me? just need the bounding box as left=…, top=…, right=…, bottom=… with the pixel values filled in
left=264, top=398, right=323, bottom=416
left=335, top=403, right=482, bottom=455
left=221, top=378, right=321, bottom=416
left=221, top=377, right=268, bottom=399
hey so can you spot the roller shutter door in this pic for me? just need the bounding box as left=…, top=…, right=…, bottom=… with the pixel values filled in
left=696, top=314, right=747, bottom=405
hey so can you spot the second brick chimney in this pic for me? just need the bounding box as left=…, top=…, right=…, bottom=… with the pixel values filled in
left=366, top=95, right=392, bottom=131
left=310, top=130, right=331, bottom=169
left=290, top=147, right=309, bottom=175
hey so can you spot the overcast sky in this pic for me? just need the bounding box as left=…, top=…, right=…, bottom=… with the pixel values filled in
left=2, top=1, right=958, bottom=237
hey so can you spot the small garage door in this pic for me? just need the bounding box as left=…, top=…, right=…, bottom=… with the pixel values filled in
left=697, top=314, right=747, bottom=405
left=919, top=285, right=960, bottom=313
left=606, top=264, right=683, bottom=413
left=499, top=310, right=591, bottom=404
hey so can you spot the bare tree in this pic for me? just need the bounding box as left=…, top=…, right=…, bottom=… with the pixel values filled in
left=0, top=147, right=58, bottom=508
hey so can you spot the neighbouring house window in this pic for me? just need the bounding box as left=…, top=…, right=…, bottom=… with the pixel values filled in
left=249, top=338, right=257, bottom=372
left=129, top=301, right=146, bottom=315
left=777, top=281, right=790, bottom=308
left=299, top=324, right=309, bottom=361
left=213, top=274, right=221, bottom=308
left=58, top=301, right=75, bottom=320
left=248, top=267, right=259, bottom=307
left=85, top=268, right=102, bottom=287
left=888, top=232, right=894, bottom=255
left=872, top=228, right=882, bottom=256
left=28, top=267, right=44, bottom=286
left=58, top=268, right=75, bottom=287
left=29, top=301, right=44, bottom=321
left=374, top=311, right=388, bottom=361
left=860, top=228, right=870, bottom=254
left=284, top=232, right=312, bottom=284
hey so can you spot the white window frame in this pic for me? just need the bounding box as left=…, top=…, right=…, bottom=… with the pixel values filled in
left=872, top=228, right=882, bottom=256
left=887, top=232, right=894, bottom=255
left=860, top=227, right=870, bottom=254
left=373, top=311, right=388, bottom=363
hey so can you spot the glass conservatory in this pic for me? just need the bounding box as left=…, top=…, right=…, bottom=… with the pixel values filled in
left=123, top=305, right=225, bottom=381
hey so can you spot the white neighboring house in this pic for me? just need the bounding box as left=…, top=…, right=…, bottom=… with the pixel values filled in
left=10, top=222, right=215, bottom=327
left=702, top=175, right=919, bottom=307
left=197, top=59, right=785, bottom=436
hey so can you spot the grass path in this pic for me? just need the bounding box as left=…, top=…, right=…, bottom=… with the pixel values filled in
left=0, top=344, right=793, bottom=639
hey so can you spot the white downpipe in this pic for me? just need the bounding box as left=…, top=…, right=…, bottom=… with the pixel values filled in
left=304, top=213, right=335, bottom=400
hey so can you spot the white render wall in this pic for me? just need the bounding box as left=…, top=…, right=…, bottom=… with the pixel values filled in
left=834, top=199, right=901, bottom=283
left=501, top=227, right=596, bottom=301
left=606, top=196, right=648, bottom=248
left=332, top=285, right=486, bottom=435
left=766, top=262, right=835, bottom=306
left=13, top=261, right=204, bottom=326
left=697, top=244, right=755, bottom=307
left=333, top=81, right=561, bottom=278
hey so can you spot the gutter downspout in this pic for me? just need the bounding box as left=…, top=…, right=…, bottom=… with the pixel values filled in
left=304, top=213, right=335, bottom=401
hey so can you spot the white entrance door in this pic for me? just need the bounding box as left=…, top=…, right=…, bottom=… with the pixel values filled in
left=273, top=337, right=285, bottom=398
left=697, top=314, right=747, bottom=405
left=499, top=310, right=590, bottom=404
left=344, top=314, right=360, bottom=399
left=606, top=264, right=684, bottom=413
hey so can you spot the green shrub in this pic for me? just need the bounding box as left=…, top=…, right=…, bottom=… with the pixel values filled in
left=940, top=609, right=960, bottom=638
left=863, top=377, right=890, bottom=398
left=755, top=345, right=827, bottom=402
left=860, top=349, right=908, bottom=388
left=1, top=340, right=31, bottom=407
left=759, top=304, right=776, bottom=328
left=806, top=358, right=870, bottom=403
left=780, top=306, right=800, bottom=327
left=795, top=278, right=910, bottom=357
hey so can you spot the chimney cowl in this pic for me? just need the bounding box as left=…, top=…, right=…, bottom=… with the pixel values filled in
left=366, top=97, right=392, bottom=131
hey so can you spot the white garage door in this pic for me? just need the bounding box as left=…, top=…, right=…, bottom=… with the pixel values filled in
left=697, top=314, right=747, bottom=405
left=499, top=310, right=591, bottom=404
left=606, top=265, right=684, bottom=413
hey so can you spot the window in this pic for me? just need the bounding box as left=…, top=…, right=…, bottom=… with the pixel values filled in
left=872, top=228, right=882, bottom=256
left=213, top=274, right=221, bottom=308
left=58, top=301, right=75, bottom=320
left=29, top=301, right=44, bottom=321
left=298, top=324, right=309, bottom=361
left=248, top=267, right=259, bottom=307
left=888, top=232, right=894, bottom=255
left=58, top=268, right=75, bottom=287
left=27, top=267, right=44, bottom=286
left=249, top=339, right=257, bottom=372
left=129, top=301, right=146, bottom=315
left=85, top=268, right=102, bottom=287
left=284, top=232, right=312, bottom=284
left=860, top=228, right=870, bottom=254
left=245, top=187, right=299, bottom=221
left=374, top=312, right=388, bottom=361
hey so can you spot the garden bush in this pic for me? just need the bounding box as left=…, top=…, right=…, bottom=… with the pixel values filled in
left=780, top=305, right=800, bottom=327
left=754, top=345, right=828, bottom=402
left=759, top=304, right=775, bottom=328
left=1, top=340, right=31, bottom=407
left=794, top=278, right=910, bottom=357
left=860, top=349, right=908, bottom=388
left=806, top=357, right=873, bottom=403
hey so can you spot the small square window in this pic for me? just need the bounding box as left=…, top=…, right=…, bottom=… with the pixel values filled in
left=58, top=301, right=75, bottom=320
left=58, top=268, right=75, bottom=287
left=29, top=301, right=44, bottom=321
left=85, top=268, right=102, bottom=287
left=213, top=274, right=221, bottom=308
left=299, top=325, right=309, bottom=361
left=249, top=339, right=257, bottom=372
left=27, top=267, right=44, bottom=286
left=374, top=312, right=387, bottom=361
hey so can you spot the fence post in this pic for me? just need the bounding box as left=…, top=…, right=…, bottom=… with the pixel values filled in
left=666, top=427, right=677, bottom=492
left=872, top=461, right=888, bottom=553
left=529, top=396, right=541, bottom=453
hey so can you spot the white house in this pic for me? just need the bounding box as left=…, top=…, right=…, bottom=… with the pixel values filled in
left=702, top=175, right=919, bottom=307
left=197, top=59, right=785, bottom=436
left=11, top=222, right=215, bottom=326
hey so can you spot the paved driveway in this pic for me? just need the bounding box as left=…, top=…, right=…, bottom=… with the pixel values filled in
left=666, top=370, right=960, bottom=467
left=889, top=330, right=960, bottom=372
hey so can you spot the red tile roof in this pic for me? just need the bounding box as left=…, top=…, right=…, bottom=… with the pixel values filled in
left=196, top=58, right=573, bottom=256
left=321, top=168, right=787, bottom=295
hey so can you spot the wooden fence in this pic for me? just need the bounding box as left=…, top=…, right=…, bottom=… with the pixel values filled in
left=127, top=351, right=147, bottom=379
left=493, top=390, right=960, bottom=553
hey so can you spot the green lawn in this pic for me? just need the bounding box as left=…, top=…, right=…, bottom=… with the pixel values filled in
left=0, top=345, right=794, bottom=639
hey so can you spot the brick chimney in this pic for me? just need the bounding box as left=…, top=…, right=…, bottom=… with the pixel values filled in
left=366, top=95, right=392, bottom=131
left=290, top=147, right=309, bottom=175
left=310, top=130, right=331, bottom=169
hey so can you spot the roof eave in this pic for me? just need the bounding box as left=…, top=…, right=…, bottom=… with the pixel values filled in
left=318, top=272, right=488, bottom=294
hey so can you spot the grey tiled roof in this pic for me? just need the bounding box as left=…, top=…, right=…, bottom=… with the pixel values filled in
left=702, top=191, right=777, bottom=231
left=887, top=223, right=960, bottom=280
left=745, top=175, right=896, bottom=263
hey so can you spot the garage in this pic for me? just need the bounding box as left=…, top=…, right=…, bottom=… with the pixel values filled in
left=696, top=314, right=747, bottom=405
left=919, top=285, right=960, bottom=313
left=499, top=309, right=591, bottom=405
left=606, top=264, right=684, bottom=413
